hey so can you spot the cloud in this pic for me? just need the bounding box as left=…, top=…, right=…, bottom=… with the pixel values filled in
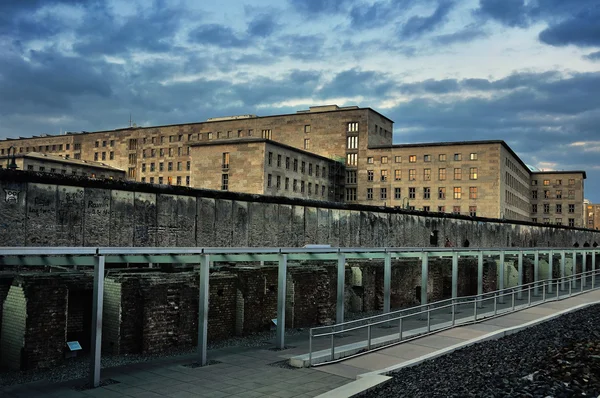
left=288, top=0, right=356, bottom=16
left=189, top=24, right=249, bottom=48
left=247, top=13, right=278, bottom=38
left=538, top=7, right=600, bottom=47
left=399, top=1, right=455, bottom=39
left=585, top=51, right=600, bottom=61
left=349, top=0, right=420, bottom=30
left=433, top=25, right=488, bottom=45
left=474, top=0, right=529, bottom=28
left=318, top=69, right=396, bottom=98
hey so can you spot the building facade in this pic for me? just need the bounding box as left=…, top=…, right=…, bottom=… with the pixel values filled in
left=530, top=172, right=586, bottom=227
left=0, top=105, right=588, bottom=226
left=0, top=152, right=125, bottom=180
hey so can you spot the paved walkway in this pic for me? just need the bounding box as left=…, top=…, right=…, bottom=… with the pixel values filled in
left=2, top=289, right=599, bottom=398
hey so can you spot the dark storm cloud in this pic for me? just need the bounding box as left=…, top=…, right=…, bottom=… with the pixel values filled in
left=189, top=24, right=249, bottom=48
left=349, top=0, right=420, bottom=29
left=433, top=25, right=488, bottom=45
left=399, top=1, right=455, bottom=39
left=474, top=0, right=529, bottom=28
left=585, top=51, right=600, bottom=61
left=287, top=0, right=357, bottom=16
left=318, top=69, right=396, bottom=98
left=247, top=13, right=278, bottom=37
left=538, top=7, right=600, bottom=47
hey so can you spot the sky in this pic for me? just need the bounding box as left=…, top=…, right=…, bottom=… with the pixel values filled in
left=1, top=0, right=599, bottom=200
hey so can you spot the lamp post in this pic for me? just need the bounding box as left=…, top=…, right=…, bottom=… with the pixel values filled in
left=6, top=146, right=18, bottom=170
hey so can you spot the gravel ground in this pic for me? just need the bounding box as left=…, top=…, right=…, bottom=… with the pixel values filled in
left=363, top=304, right=600, bottom=398
left=0, top=328, right=306, bottom=387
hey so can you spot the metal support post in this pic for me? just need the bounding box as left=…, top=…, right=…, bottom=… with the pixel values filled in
left=89, top=255, right=105, bottom=388
left=593, top=250, right=597, bottom=287
left=421, top=253, right=428, bottom=305
left=498, top=251, right=505, bottom=304
left=383, top=253, right=392, bottom=314
left=517, top=251, right=523, bottom=300
left=197, top=254, right=210, bottom=365
left=477, top=252, right=483, bottom=308
left=452, top=252, right=458, bottom=299
left=276, top=254, right=287, bottom=349
left=560, top=251, right=566, bottom=291
left=572, top=252, right=577, bottom=289
left=548, top=252, right=554, bottom=294
left=336, top=253, right=345, bottom=325
left=533, top=251, right=539, bottom=296
left=398, top=317, right=403, bottom=341
left=582, top=251, right=587, bottom=288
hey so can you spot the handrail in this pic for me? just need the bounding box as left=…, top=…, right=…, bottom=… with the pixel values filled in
left=307, top=269, right=600, bottom=366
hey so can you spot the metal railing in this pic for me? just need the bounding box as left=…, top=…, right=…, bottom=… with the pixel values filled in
left=307, top=269, right=600, bottom=366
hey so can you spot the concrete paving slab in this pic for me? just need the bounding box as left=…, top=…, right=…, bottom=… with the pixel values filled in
left=315, top=363, right=367, bottom=379
left=409, top=334, right=466, bottom=349
left=436, top=326, right=491, bottom=340
left=379, top=342, right=439, bottom=360
left=339, top=352, right=412, bottom=371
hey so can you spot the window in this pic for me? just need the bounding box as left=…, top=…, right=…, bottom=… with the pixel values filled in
left=208, top=132, right=213, bottom=140
left=217, top=131, right=224, bottom=139
left=438, top=206, right=446, bottom=212
left=50, top=168, right=56, bottom=173
left=159, top=162, right=164, bottom=172
left=150, top=163, right=155, bottom=172
left=95, top=141, right=99, bottom=148
left=127, top=168, right=135, bottom=178
left=423, top=168, right=431, bottom=181
left=221, top=174, right=229, bottom=190
left=423, top=187, right=430, bottom=199
left=94, top=152, right=98, bottom=161
left=74, top=143, right=81, bottom=150
left=532, top=204, right=537, bottom=213
left=394, top=156, right=402, bottom=163
left=347, top=136, right=358, bottom=149
left=141, top=177, right=146, bottom=183
left=470, top=153, right=478, bottom=161
left=301, top=161, right=306, bottom=174
left=277, top=154, right=282, bottom=167
left=315, top=165, right=320, bottom=177
left=346, top=171, right=357, bottom=184
left=268, top=152, right=273, bottom=166
left=469, top=206, right=477, bottom=217
left=293, top=159, right=298, bottom=172
left=543, top=180, right=550, bottom=186
left=453, top=206, right=461, bottom=214
left=304, top=139, right=310, bottom=150
left=168, top=147, right=173, bottom=157
left=469, top=167, right=478, bottom=180
left=110, top=151, right=114, bottom=160
left=267, top=174, right=272, bottom=188
left=285, top=177, right=290, bottom=190
left=187, top=161, right=190, bottom=171
left=454, top=187, right=462, bottom=199
left=367, top=188, right=373, bottom=200
left=556, top=190, right=562, bottom=199
left=408, top=169, right=417, bottom=181
left=307, top=163, right=312, bottom=176
left=150, top=177, right=154, bottom=183
left=543, top=218, right=550, bottom=224
left=409, top=187, right=416, bottom=199
left=394, top=170, right=401, bottom=181
left=568, top=190, right=575, bottom=199
left=381, top=170, right=388, bottom=182
left=454, top=168, right=462, bottom=180
left=346, top=153, right=358, bottom=166
left=128, top=153, right=135, bottom=163
left=439, top=154, right=446, bottom=161
left=300, top=181, right=305, bottom=193
left=454, top=153, right=462, bottom=161
left=176, top=176, right=182, bottom=185
left=381, top=156, right=388, bottom=164
left=555, top=218, right=562, bottom=225
left=308, top=183, right=312, bottom=195
left=532, top=190, right=538, bottom=199
left=532, top=218, right=537, bottom=223
left=438, top=187, right=446, bottom=199
left=569, top=204, right=575, bottom=213
left=439, top=168, right=446, bottom=180
left=380, top=188, right=387, bottom=200
left=177, top=162, right=182, bottom=171
left=348, top=122, right=359, bottom=132
left=394, top=188, right=401, bottom=199
left=74, top=153, right=80, bottom=159
left=469, top=187, right=477, bottom=199
left=569, top=218, right=575, bottom=227
left=556, top=204, right=562, bottom=213
left=160, top=148, right=165, bottom=157
left=128, top=139, right=137, bottom=150
left=168, top=162, right=173, bottom=171
left=293, top=179, right=298, bottom=192
left=304, top=125, right=311, bottom=133
left=409, top=155, right=416, bottom=163
left=286, top=157, right=290, bottom=170
left=346, top=188, right=357, bottom=201
left=544, top=203, right=550, bottom=213
left=276, top=176, right=281, bottom=189
left=424, top=154, right=431, bottom=162
left=142, top=163, right=146, bottom=172
left=544, top=190, right=550, bottom=199
left=367, top=157, right=374, bottom=164
left=532, top=180, right=538, bottom=186
left=151, top=149, right=156, bottom=157
left=556, top=179, right=562, bottom=185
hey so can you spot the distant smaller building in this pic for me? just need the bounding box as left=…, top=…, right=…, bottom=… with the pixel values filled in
left=0, top=152, right=126, bottom=180
left=189, top=138, right=345, bottom=202
left=585, top=201, right=600, bottom=230
left=530, top=171, right=586, bottom=228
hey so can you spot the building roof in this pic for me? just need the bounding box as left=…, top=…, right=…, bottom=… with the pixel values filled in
left=190, top=138, right=343, bottom=163
left=0, top=152, right=125, bottom=172
left=0, top=106, right=392, bottom=141
left=531, top=170, right=587, bottom=179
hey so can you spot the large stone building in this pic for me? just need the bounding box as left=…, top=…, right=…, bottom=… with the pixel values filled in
left=585, top=202, right=600, bottom=230
left=0, top=105, right=588, bottom=226
left=530, top=171, right=586, bottom=228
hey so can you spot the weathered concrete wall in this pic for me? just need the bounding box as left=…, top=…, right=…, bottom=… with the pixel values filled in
left=1, top=172, right=599, bottom=248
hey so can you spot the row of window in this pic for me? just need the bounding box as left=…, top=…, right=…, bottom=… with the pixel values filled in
left=266, top=152, right=329, bottom=178
left=532, top=178, right=576, bottom=186
left=505, top=157, right=529, bottom=183
left=532, top=218, right=576, bottom=227
left=505, top=171, right=529, bottom=197
left=266, top=174, right=328, bottom=196
left=532, top=203, right=576, bottom=214
left=140, top=175, right=190, bottom=186
left=365, top=186, right=479, bottom=200
left=141, top=161, right=191, bottom=173
left=94, top=151, right=114, bottom=161
left=532, top=189, right=575, bottom=200
left=505, top=190, right=529, bottom=212
left=141, top=146, right=189, bottom=158
left=24, top=165, right=113, bottom=179
left=363, top=167, right=478, bottom=182
left=0, top=143, right=79, bottom=154
left=95, top=140, right=115, bottom=148
left=345, top=152, right=479, bottom=167
left=137, top=129, right=274, bottom=147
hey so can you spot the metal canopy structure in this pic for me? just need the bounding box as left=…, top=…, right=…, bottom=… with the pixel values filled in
left=0, top=246, right=598, bottom=387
